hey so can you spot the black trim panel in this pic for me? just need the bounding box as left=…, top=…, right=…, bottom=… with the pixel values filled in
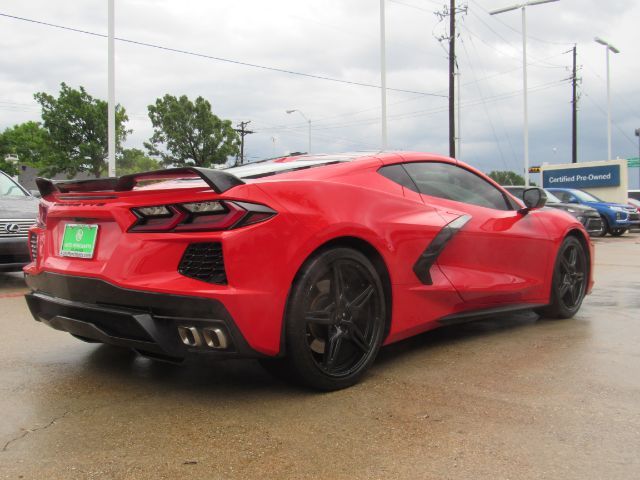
left=438, top=303, right=547, bottom=326
left=24, top=272, right=266, bottom=360
left=413, top=214, right=471, bottom=285
left=36, top=167, right=244, bottom=197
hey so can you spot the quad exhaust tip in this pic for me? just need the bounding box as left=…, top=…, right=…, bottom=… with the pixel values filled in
left=177, top=325, right=228, bottom=350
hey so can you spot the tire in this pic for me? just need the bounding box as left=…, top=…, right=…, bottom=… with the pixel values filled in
left=262, top=247, right=386, bottom=391
left=537, top=236, right=588, bottom=319
left=593, top=216, right=607, bottom=238
left=610, top=228, right=627, bottom=237
left=599, top=215, right=610, bottom=236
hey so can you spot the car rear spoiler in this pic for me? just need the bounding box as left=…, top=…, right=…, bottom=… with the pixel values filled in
left=35, top=167, right=245, bottom=197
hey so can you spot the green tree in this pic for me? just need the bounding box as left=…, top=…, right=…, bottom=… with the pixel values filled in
left=145, top=94, right=240, bottom=167
left=34, top=83, right=130, bottom=178
left=0, top=121, right=58, bottom=175
left=488, top=170, right=525, bottom=186
left=117, top=148, right=159, bottom=175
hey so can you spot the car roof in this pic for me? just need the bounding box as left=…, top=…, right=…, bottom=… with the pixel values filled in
left=223, top=151, right=455, bottom=180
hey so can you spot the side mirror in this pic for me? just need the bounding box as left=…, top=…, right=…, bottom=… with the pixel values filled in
left=519, top=187, right=547, bottom=214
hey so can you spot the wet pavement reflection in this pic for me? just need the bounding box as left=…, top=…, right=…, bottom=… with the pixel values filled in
left=1, top=235, right=639, bottom=479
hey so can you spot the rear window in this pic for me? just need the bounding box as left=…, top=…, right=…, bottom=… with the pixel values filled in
left=225, top=153, right=363, bottom=179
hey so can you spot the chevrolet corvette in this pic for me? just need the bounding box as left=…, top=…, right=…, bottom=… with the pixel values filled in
left=24, top=152, right=593, bottom=390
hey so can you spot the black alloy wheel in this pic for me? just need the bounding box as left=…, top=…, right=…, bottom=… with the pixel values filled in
left=267, top=248, right=386, bottom=391
left=593, top=215, right=607, bottom=238
left=599, top=215, right=611, bottom=237
left=537, top=236, right=588, bottom=319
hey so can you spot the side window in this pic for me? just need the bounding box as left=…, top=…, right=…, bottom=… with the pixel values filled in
left=402, top=162, right=511, bottom=211
left=555, top=191, right=571, bottom=203
left=378, top=164, right=419, bottom=192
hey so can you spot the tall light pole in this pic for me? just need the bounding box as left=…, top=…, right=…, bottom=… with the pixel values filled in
left=107, top=0, right=116, bottom=177
left=286, top=109, right=311, bottom=154
left=380, top=0, right=388, bottom=150
left=635, top=128, right=640, bottom=189
left=595, top=37, right=619, bottom=161
left=490, top=0, right=559, bottom=186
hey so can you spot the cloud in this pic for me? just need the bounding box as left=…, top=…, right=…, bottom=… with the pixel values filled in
left=0, top=0, right=638, bottom=175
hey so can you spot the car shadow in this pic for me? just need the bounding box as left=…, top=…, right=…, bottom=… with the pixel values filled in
left=0, top=272, right=27, bottom=290
left=375, top=309, right=541, bottom=367
left=76, top=309, right=547, bottom=396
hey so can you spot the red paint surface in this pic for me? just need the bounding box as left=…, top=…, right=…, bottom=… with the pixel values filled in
left=25, top=152, right=594, bottom=355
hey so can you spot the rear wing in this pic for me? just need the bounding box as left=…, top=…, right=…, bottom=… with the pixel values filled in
left=35, top=167, right=245, bottom=198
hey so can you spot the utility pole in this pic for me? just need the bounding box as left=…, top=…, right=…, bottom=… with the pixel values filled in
left=448, top=0, right=456, bottom=158
left=380, top=0, right=388, bottom=150
left=456, top=67, right=461, bottom=159
left=436, top=2, right=466, bottom=159
left=234, top=121, right=254, bottom=166
left=571, top=44, right=577, bottom=163
left=107, top=0, right=116, bottom=177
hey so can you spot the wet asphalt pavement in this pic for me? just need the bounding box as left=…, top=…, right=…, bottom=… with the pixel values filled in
left=1, top=235, right=639, bottom=479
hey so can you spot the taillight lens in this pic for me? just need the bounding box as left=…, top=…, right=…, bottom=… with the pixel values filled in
left=129, top=201, right=276, bottom=233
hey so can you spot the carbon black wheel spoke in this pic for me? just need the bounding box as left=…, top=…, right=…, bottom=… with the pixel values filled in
left=560, top=256, right=573, bottom=273
left=331, top=264, right=345, bottom=305
left=305, top=305, right=336, bottom=325
left=567, top=247, right=578, bottom=268
left=324, top=329, right=344, bottom=370
left=569, top=284, right=578, bottom=305
left=348, top=285, right=374, bottom=311
left=349, top=324, right=370, bottom=352
left=558, top=281, right=570, bottom=298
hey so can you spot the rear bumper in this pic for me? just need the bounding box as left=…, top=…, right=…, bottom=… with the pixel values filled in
left=0, top=236, right=30, bottom=272
left=25, top=272, right=268, bottom=361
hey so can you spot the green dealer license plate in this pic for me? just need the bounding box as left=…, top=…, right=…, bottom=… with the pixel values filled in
left=60, top=224, right=99, bottom=259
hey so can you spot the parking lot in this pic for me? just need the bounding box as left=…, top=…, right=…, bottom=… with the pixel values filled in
left=1, top=234, right=639, bottom=480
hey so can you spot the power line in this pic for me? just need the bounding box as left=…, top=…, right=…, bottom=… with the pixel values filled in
left=582, top=91, right=637, bottom=148
left=459, top=35, right=511, bottom=171
left=388, top=0, right=435, bottom=13
left=234, top=121, right=254, bottom=165
left=469, top=0, right=574, bottom=47
left=0, top=12, right=447, bottom=98
left=301, top=78, right=570, bottom=131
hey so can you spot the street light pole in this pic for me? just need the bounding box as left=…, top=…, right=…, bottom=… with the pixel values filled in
left=107, top=0, right=116, bottom=177
left=380, top=0, right=388, bottom=150
left=635, top=128, right=640, bottom=189
left=490, top=0, right=559, bottom=186
left=595, top=37, right=619, bottom=161
left=286, top=109, right=311, bottom=154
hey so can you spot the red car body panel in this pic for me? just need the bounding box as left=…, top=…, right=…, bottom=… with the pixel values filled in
left=25, top=152, right=594, bottom=356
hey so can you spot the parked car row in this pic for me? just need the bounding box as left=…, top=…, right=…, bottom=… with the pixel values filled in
left=0, top=171, right=39, bottom=271
left=548, top=188, right=639, bottom=237
left=503, top=185, right=640, bottom=237
left=503, top=186, right=604, bottom=236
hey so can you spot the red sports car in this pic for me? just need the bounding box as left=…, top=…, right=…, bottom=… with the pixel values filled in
left=25, top=152, right=593, bottom=390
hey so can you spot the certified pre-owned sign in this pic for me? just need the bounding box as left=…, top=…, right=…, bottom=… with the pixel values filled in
left=543, top=165, right=621, bottom=189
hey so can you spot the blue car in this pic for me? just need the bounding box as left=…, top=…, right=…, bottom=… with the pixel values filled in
left=547, top=188, right=640, bottom=237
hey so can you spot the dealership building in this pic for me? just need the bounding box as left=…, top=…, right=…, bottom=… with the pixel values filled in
left=541, top=159, right=631, bottom=204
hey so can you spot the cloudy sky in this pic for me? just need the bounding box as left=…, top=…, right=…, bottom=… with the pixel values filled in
left=1, top=0, right=639, bottom=184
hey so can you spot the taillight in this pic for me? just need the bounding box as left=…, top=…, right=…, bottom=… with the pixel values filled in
left=129, top=201, right=276, bottom=233
left=37, top=202, right=48, bottom=227
left=29, top=232, right=38, bottom=261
